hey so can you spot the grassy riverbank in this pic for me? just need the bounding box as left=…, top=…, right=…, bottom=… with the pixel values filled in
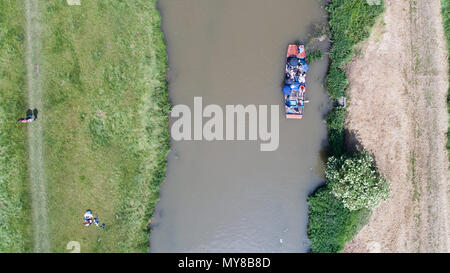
left=0, top=0, right=32, bottom=252
left=40, top=0, right=170, bottom=252
left=307, top=0, right=386, bottom=253
left=325, top=0, right=385, bottom=156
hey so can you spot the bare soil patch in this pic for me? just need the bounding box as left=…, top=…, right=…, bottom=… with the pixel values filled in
left=344, top=0, right=449, bottom=253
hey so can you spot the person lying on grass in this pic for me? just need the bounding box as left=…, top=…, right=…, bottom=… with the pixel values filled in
left=17, top=109, right=38, bottom=123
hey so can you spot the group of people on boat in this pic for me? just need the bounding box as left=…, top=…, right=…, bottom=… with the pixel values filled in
left=283, top=45, right=309, bottom=115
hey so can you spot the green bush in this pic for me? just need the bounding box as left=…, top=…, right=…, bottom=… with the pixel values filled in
left=327, top=107, right=346, bottom=156
left=326, top=66, right=348, bottom=99
left=308, top=151, right=389, bottom=252
left=326, top=152, right=390, bottom=211
left=324, top=0, right=384, bottom=158
left=307, top=186, right=371, bottom=253
left=306, top=49, right=323, bottom=64
left=325, top=0, right=384, bottom=97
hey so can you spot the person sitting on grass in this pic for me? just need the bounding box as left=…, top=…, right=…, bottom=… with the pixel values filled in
left=83, top=210, right=106, bottom=230
left=83, top=210, right=93, bottom=226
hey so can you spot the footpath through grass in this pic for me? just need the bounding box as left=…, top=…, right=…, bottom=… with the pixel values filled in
left=40, top=0, right=170, bottom=252
left=307, top=0, right=385, bottom=253
left=0, top=0, right=32, bottom=252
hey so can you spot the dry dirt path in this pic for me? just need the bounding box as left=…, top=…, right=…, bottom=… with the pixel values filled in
left=343, top=0, right=448, bottom=253
left=25, top=0, right=49, bottom=252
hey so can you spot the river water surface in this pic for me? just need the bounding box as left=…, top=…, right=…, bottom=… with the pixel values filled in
left=150, top=0, right=329, bottom=252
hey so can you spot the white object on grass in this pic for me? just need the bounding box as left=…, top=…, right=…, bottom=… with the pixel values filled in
left=67, top=0, right=81, bottom=6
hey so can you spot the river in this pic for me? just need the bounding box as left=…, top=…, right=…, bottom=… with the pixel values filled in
left=150, top=0, right=329, bottom=253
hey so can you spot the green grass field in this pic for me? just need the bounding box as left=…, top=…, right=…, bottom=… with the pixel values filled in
left=40, top=0, right=170, bottom=252
left=0, top=0, right=32, bottom=252
left=0, top=0, right=170, bottom=252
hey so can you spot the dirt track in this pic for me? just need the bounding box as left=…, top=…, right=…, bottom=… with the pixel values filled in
left=343, top=0, right=448, bottom=253
left=25, top=0, right=49, bottom=252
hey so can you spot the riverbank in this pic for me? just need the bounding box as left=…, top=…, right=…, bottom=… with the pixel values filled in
left=33, top=0, right=170, bottom=252
left=343, top=0, right=449, bottom=252
left=0, top=0, right=32, bottom=252
left=41, top=0, right=170, bottom=252
left=307, top=0, right=386, bottom=253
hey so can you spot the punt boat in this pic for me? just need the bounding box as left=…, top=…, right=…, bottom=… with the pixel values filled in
left=282, top=44, right=309, bottom=119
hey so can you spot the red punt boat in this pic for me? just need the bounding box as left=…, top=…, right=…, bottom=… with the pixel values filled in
left=283, top=44, right=309, bottom=119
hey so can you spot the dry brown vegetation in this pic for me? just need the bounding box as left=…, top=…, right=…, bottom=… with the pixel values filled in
left=344, top=0, right=449, bottom=252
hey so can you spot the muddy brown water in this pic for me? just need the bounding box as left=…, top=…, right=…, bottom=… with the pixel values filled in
left=150, top=0, right=329, bottom=252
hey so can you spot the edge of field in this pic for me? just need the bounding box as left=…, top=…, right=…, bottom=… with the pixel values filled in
left=0, top=0, right=33, bottom=252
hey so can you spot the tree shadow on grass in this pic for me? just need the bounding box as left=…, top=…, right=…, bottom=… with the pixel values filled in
left=344, top=129, right=364, bottom=156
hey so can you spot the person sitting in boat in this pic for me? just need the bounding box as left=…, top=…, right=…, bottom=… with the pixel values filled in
left=288, top=106, right=300, bottom=114
left=299, top=85, right=306, bottom=94
left=301, top=63, right=309, bottom=73
left=290, top=82, right=301, bottom=91
left=298, top=74, right=306, bottom=83
left=288, top=56, right=299, bottom=67
left=285, top=76, right=294, bottom=85
left=298, top=45, right=305, bottom=57
left=289, top=70, right=296, bottom=78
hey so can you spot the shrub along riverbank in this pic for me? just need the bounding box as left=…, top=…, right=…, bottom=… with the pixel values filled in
left=0, top=0, right=32, bottom=252
left=41, top=0, right=170, bottom=252
left=307, top=0, right=387, bottom=253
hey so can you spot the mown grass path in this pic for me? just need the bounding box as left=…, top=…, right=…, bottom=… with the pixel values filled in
left=25, top=0, right=49, bottom=252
